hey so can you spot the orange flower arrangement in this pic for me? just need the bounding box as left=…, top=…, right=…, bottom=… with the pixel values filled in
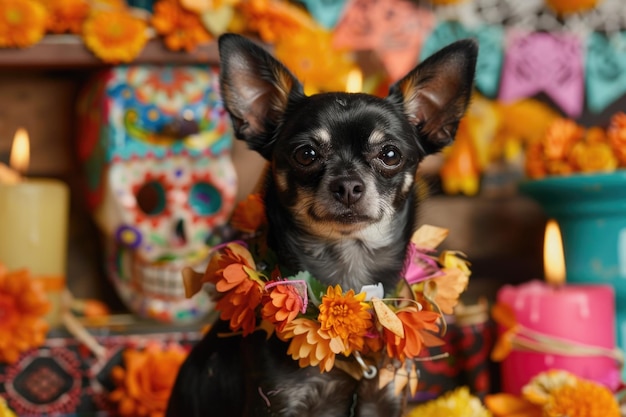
left=152, top=0, right=212, bottom=52
left=83, top=9, right=148, bottom=63
left=37, top=0, right=89, bottom=34
left=525, top=112, right=626, bottom=179
left=109, top=343, right=188, bottom=417
left=0, top=264, right=50, bottom=364
left=0, top=0, right=47, bottom=48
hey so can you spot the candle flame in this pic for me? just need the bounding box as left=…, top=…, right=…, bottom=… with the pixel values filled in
left=346, top=68, right=363, bottom=93
left=544, top=219, right=566, bottom=285
left=10, top=127, right=30, bottom=174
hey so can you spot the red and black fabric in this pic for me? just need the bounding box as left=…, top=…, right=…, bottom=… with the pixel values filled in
left=0, top=331, right=202, bottom=416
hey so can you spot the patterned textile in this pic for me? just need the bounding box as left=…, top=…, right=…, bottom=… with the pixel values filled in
left=0, top=330, right=202, bottom=416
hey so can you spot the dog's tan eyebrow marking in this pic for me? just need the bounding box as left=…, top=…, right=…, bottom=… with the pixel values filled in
left=313, top=128, right=332, bottom=144
left=368, top=129, right=387, bottom=145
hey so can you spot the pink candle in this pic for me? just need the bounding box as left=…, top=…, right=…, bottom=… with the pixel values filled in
left=497, top=280, right=620, bottom=394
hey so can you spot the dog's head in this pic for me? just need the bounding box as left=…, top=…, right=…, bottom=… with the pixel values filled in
left=218, top=34, right=476, bottom=287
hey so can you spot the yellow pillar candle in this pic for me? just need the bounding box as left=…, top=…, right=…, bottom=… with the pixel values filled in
left=0, top=129, right=69, bottom=327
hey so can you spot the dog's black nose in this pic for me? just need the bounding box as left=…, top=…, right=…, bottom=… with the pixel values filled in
left=329, top=177, right=364, bottom=206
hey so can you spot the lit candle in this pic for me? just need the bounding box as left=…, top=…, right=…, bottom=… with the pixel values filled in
left=495, top=220, right=621, bottom=394
left=0, top=128, right=69, bottom=327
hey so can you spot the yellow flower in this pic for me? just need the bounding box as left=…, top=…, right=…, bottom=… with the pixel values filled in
left=0, top=397, right=17, bottom=417
left=318, top=285, right=373, bottom=355
left=522, top=370, right=578, bottom=406
left=569, top=139, right=617, bottom=173
left=83, top=10, right=148, bottom=63
left=0, top=265, right=50, bottom=364
left=0, top=0, right=47, bottom=48
left=407, top=386, right=491, bottom=417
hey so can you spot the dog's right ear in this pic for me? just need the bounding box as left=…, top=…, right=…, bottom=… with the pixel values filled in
left=386, top=39, right=478, bottom=155
left=218, top=34, right=303, bottom=159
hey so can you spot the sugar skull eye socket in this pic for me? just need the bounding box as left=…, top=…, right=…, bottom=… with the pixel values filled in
left=190, top=182, right=222, bottom=216
left=136, top=180, right=167, bottom=216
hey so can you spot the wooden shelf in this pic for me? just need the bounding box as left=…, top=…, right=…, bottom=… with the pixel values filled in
left=0, top=35, right=220, bottom=69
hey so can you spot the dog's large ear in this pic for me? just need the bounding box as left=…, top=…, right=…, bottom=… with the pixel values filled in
left=218, top=34, right=303, bottom=159
left=387, top=39, right=478, bottom=155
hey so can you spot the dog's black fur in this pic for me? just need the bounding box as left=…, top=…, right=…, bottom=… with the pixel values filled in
left=167, top=33, right=477, bottom=417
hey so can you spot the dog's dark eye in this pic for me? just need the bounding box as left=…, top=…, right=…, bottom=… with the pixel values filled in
left=378, top=145, right=402, bottom=166
left=293, top=145, right=318, bottom=166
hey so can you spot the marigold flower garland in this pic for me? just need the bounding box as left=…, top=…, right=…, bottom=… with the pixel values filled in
left=184, top=194, right=471, bottom=395
left=0, top=264, right=50, bottom=364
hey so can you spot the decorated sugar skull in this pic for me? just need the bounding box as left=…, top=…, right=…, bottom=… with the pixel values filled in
left=77, top=65, right=236, bottom=323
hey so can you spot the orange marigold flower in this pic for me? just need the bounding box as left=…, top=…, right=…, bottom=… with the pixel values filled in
left=37, top=0, right=89, bottom=34
left=83, top=10, right=148, bottom=64
left=274, top=27, right=358, bottom=93
left=545, top=0, right=598, bottom=15
left=203, top=242, right=260, bottom=291
left=318, top=285, right=373, bottom=355
left=152, top=0, right=211, bottom=52
left=0, top=265, right=50, bottom=364
left=109, top=343, right=188, bottom=417
left=237, top=0, right=318, bottom=44
left=202, top=243, right=264, bottom=335
left=261, top=282, right=304, bottom=331
left=278, top=318, right=336, bottom=372
left=383, top=309, right=443, bottom=362
left=542, top=118, right=584, bottom=162
left=569, top=140, right=617, bottom=173
left=608, top=112, right=626, bottom=166
left=215, top=278, right=263, bottom=335
left=0, top=0, right=47, bottom=48
left=525, top=141, right=548, bottom=179
left=544, top=378, right=620, bottom=417
left=230, top=193, right=266, bottom=234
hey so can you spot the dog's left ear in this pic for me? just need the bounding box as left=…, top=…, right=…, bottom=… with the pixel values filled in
left=387, top=39, right=478, bottom=155
left=218, top=33, right=303, bottom=159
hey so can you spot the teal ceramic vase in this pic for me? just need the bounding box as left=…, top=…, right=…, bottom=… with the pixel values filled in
left=520, top=171, right=626, bottom=378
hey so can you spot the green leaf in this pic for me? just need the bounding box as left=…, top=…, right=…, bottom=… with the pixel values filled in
left=294, top=271, right=326, bottom=307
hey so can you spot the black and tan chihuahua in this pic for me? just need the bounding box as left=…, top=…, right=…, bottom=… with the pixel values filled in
left=167, top=33, right=477, bottom=417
